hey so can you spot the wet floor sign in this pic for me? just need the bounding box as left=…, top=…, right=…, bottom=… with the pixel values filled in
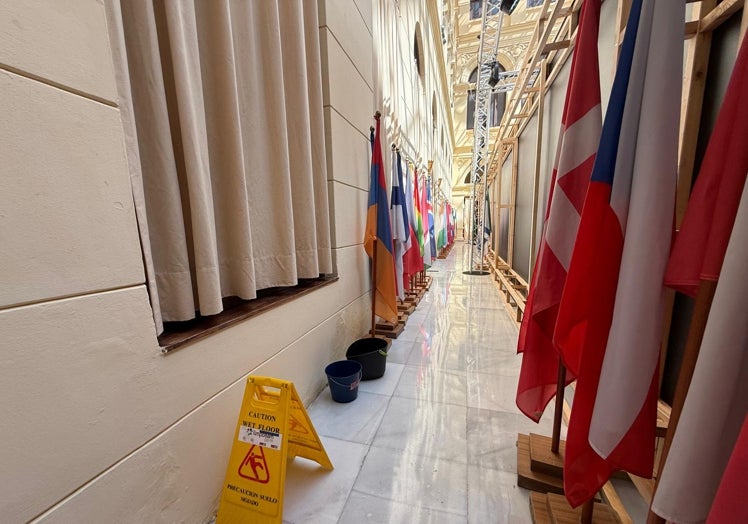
left=216, top=376, right=333, bottom=523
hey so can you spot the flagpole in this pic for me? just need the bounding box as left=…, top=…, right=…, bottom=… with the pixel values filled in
left=581, top=500, right=594, bottom=524
left=551, top=362, right=566, bottom=453
left=370, top=113, right=382, bottom=337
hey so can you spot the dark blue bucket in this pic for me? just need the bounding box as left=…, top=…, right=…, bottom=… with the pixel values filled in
left=325, top=360, right=362, bottom=403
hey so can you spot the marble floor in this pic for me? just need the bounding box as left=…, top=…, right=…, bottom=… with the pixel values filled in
left=282, top=244, right=558, bottom=523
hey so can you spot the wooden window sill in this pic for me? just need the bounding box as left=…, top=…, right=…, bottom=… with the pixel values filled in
left=158, top=275, right=338, bottom=353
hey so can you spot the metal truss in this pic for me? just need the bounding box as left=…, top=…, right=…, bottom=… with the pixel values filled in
left=467, top=4, right=504, bottom=274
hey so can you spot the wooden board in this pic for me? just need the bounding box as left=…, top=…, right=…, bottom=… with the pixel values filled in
left=529, top=433, right=565, bottom=478
left=656, top=400, right=671, bottom=438
left=374, top=322, right=404, bottom=339
left=627, top=473, right=655, bottom=506
left=517, top=433, right=565, bottom=494
left=530, top=492, right=552, bottom=524
left=600, top=481, right=633, bottom=524
left=545, top=493, right=621, bottom=524
left=398, top=302, right=415, bottom=315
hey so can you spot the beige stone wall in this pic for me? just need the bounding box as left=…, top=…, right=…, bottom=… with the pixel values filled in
left=374, top=0, right=454, bottom=199
left=0, top=1, right=373, bottom=522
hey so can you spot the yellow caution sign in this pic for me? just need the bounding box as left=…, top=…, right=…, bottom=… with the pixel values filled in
left=216, top=376, right=333, bottom=523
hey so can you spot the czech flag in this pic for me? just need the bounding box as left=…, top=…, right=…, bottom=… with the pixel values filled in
left=364, top=114, right=398, bottom=325
left=554, top=0, right=683, bottom=506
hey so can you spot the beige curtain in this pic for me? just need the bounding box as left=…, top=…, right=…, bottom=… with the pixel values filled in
left=108, top=0, right=332, bottom=332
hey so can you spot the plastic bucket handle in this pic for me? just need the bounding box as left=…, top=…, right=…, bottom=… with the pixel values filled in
left=328, top=369, right=362, bottom=390
left=378, top=349, right=388, bottom=357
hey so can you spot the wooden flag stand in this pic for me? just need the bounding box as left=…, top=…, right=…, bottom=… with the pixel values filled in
left=520, top=363, right=623, bottom=523
left=216, top=376, right=332, bottom=523
left=518, top=362, right=567, bottom=491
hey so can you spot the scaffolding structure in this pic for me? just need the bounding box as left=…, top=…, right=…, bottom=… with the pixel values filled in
left=465, top=2, right=505, bottom=274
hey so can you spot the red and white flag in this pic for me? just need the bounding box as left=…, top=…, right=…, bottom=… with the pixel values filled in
left=554, top=0, right=683, bottom=506
left=651, top=33, right=748, bottom=524
left=516, top=0, right=601, bottom=422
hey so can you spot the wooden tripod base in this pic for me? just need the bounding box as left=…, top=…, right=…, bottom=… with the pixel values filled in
left=529, top=433, right=565, bottom=478
left=374, top=322, right=404, bottom=339
left=517, top=433, right=564, bottom=494
left=530, top=493, right=621, bottom=524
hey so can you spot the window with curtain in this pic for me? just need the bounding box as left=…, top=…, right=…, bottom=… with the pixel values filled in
left=466, top=66, right=506, bottom=130
left=107, top=0, right=333, bottom=336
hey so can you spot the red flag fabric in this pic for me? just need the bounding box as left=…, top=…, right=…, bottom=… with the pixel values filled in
left=364, top=115, right=398, bottom=324
left=664, top=33, right=748, bottom=296
left=554, top=0, right=683, bottom=506
left=515, top=0, right=601, bottom=422
left=707, top=415, right=748, bottom=524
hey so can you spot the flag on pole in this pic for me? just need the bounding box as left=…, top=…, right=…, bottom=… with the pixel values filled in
left=663, top=34, right=748, bottom=297
left=515, top=0, right=601, bottom=422
left=419, top=172, right=433, bottom=268
left=652, top=180, right=748, bottom=523
left=650, top=34, right=748, bottom=524
left=450, top=205, right=456, bottom=244
left=391, top=150, right=409, bottom=300
left=436, top=202, right=446, bottom=251
left=553, top=0, right=683, bottom=506
left=707, top=415, right=748, bottom=524
left=403, top=162, right=424, bottom=285
left=364, top=114, right=398, bottom=325
left=483, top=191, right=492, bottom=249
left=426, top=180, right=437, bottom=260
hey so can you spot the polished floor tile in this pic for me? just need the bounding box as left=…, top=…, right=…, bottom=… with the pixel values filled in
left=339, top=490, right=461, bottom=524
left=282, top=436, right=368, bottom=524
left=372, top=398, right=467, bottom=463
left=467, top=466, right=533, bottom=524
left=466, top=370, right=521, bottom=413
left=353, top=446, right=468, bottom=516
left=306, top=391, right=390, bottom=445
left=282, top=244, right=564, bottom=523
left=394, top=364, right=468, bottom=407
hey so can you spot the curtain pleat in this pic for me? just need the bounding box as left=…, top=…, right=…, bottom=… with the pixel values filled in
left=113, top=0, right=332, bottom=329
left=302, top=0, right=333, bottom=275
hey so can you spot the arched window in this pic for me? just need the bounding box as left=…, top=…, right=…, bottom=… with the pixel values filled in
left=414, top=24, right=424, bottom=82
left=466, top=65, right=505, bottom=130
left=432, top=93, right=437, bottom=133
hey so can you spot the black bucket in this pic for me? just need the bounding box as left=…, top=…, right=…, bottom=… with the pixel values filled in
left=325, top=360, right=362, bottom=403
left=346, top=337, right=390, bottom=380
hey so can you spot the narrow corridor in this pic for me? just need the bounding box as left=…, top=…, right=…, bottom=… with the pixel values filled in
left=280, top=244, right=556, bottom=523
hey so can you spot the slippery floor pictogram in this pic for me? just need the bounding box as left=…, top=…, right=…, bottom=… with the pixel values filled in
left=238, top=445, right=270, bottom=484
